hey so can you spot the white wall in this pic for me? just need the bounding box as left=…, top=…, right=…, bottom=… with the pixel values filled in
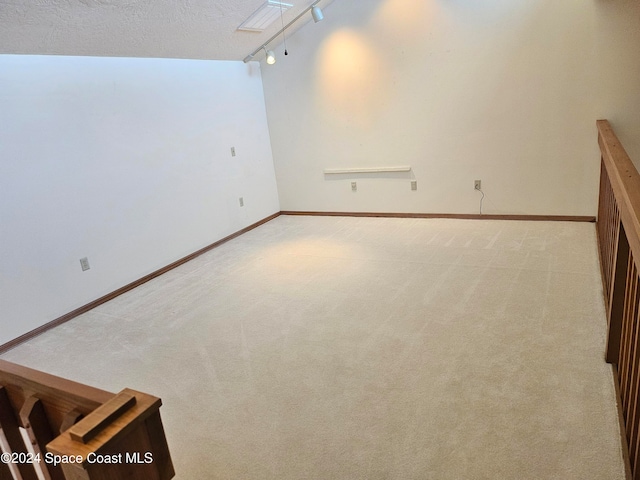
left=261, top=0, right=639, bottom=215
left=595, top=0, right=640, bottom=171
left=0, top=55, right=279, bottom=346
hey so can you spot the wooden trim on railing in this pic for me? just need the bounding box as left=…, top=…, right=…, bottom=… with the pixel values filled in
left=0, top=358, right=116, bottom=478
left=0, top=359, right=112, bottom=406
left=598, top=120, right=640, bottom=261
left=0, top=212, right=281, bottom=355
left=281, top=211, right=596, bottom=222
left=0, top=359, right=113, bottom=426
left=68, top=391, right=137, bottom=444
left=47, top=388, right=174, bottom=480
left=596, top=119, right=640, bottom=480
left=0, top=360, right=174, bottom=480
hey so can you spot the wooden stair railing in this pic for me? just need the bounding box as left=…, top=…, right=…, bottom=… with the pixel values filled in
left=597, top=119, right=640, bottom=479
left=0, top=359, right=174, bottom=480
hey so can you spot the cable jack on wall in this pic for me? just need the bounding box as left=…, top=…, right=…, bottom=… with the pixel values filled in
left=474, top=180, right=485, bottom=215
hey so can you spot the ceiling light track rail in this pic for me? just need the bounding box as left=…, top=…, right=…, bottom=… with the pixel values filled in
left=243, top=0, right=323, bottom=63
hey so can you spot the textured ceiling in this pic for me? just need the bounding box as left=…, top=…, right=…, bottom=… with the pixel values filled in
left=0, top=0, right=333, bottom=61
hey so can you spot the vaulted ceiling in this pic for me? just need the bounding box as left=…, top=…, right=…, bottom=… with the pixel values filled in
left=0, top=0, right=333, bottom=61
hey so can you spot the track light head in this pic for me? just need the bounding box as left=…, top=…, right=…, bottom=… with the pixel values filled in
left=266, top=51, right=276, bottom=64
left=311, top=6, right=323, bottom=23
left=263, top=46, right=276, bottom=65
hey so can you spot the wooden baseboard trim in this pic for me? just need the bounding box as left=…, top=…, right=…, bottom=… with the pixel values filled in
left=0, top=212, right=281, bottom=355
left=280, top=211, right=596, bottom=222
left=0, top=209, right=595, bottom=354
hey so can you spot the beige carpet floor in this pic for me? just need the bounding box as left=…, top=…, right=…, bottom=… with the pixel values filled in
left=1, top=216, right=627, bottom=479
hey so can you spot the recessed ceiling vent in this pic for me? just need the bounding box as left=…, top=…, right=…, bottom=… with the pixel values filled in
left=238, top=1, right=294, bottom=32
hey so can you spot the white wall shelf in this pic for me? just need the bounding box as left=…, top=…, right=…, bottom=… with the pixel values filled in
left=323, top=166, right=411, bottom=174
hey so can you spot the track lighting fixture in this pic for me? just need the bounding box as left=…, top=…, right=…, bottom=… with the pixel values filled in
left=263, top=46, right=276, bottom=65
left=243, top=1, right=327, bottom=63
left=311, top=6, right=324, bottom=23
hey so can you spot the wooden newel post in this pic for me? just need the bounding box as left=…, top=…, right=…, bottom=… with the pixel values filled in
left=47, top=388, right=175, bottom=480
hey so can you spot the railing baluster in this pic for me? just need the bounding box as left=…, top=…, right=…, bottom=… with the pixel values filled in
left=626, top=263, right=638, bottom=442
left=19, top=396, right=66, bottom=480
left=629, top=261, right=640, bottom=473
left=0, top=449, right=12, bottom=479
left=0, top=386, right=40, bottom=480
left=609, top=222, right=630, bottom=364
left=621, top=249, right=635, bottom=409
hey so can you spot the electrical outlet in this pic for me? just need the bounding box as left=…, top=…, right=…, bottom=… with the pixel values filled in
left=474, top=180, right=482, bottom=190
left=80, top=257, right=90, bottom=271
left=411, top=181, right=417, bottom=191
left=351, top=182, right=357, bottom=192
left=239, top=197, right=244, bottom=207
left=231, top=147, right=236, bottom=157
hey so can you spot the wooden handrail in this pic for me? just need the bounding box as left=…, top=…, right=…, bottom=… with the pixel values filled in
left=597, top=120, right=640, bottom=259
left=0, top=359, right=112, bottom=430
left=596, top=119, right=640, bottom=479
left=0, top=360, right=174, bottom=480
